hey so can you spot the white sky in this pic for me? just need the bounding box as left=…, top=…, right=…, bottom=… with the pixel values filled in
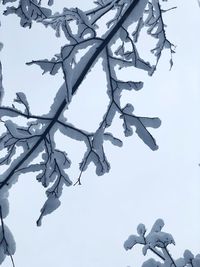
left=0, top=1, right=200, bottom=267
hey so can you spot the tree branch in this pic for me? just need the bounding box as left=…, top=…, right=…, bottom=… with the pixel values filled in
left=0, top=0, right=142, bottom=189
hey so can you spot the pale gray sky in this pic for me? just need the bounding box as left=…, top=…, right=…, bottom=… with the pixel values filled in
left=0, top=1, right=200, bottom=267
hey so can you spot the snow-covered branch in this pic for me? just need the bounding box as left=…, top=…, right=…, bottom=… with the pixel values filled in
left=124, top=219, right=200, bottom=267
left=0, top=0, right=175, bottom=263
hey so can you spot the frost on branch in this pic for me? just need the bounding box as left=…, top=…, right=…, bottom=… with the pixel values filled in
left=124, top=219, right=200, bottom=267
left=0, top=0, right=175, bottom=263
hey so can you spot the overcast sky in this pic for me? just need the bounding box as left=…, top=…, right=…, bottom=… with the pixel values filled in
left=0, top=1, right=200, bottom=267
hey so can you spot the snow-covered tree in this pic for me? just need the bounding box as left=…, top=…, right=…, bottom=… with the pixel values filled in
left=0, top=0, right=195, bottom=266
